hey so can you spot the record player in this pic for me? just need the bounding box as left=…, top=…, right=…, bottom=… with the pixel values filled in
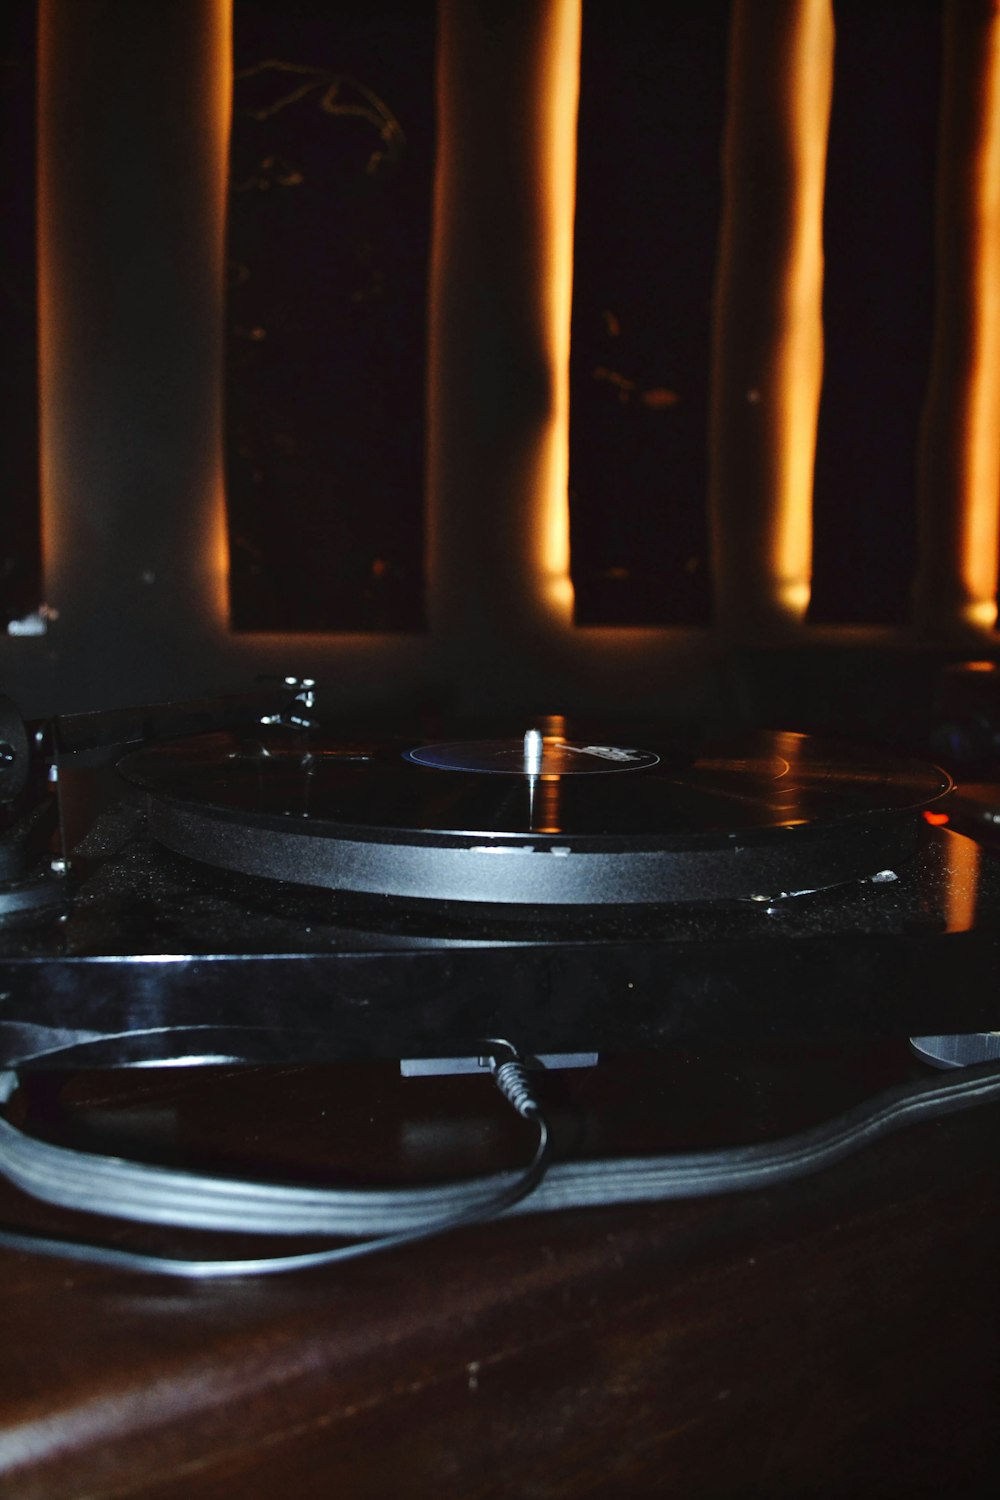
left=1, top=676, right=1000, bottom=1276
left=1, top=678, right=998, bottom=1076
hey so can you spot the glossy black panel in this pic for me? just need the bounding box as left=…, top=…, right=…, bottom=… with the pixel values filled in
left=0, top=821, right=999, bottom=1069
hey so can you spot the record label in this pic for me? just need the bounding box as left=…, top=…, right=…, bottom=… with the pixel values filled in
left=405, top=738, right=661, bottom=775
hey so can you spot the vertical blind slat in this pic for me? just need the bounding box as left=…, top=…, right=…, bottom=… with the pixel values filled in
left=426, top=0, right=579, bottom=672
left=708, top=0, right=834, bottom=637
left=914, top=0, right=1000, bottom=638
left=37, top=0, right=231, bottom=710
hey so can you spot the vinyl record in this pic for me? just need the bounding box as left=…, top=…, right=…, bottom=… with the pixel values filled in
left=118, top=728, right=952, bottom=906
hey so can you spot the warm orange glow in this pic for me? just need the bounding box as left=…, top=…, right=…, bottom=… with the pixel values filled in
left=771, top=0, right=832, bottom=617
left=426, top=1, right=579, bottom=647
left=916, top=1, right=1000, bottom=636
left=943, top=827, right=980, bottom=932
left=956, top=7, right=1000, bottom=631
left=533, top=775, right=564, bottom=834
left=208, top=0, right=235, bottom=627
left=534, top=0, right=580, bottom=620
left=923, top=810, right=951, bottom=826
left=38, top=0, right=233, bottom=637
left=709, top=0, right=834, bottom=632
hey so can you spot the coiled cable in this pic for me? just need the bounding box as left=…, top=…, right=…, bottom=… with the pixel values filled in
left=0, top=1044, right=551, bottom=1279
left=0, top=1057, right=998, bottom=1279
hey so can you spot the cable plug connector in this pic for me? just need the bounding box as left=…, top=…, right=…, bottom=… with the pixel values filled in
left=484, top=1040, right=540, bottom=1119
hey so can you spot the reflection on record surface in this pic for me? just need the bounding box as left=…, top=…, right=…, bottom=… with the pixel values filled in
left=120, top=729, right=952, bottom=847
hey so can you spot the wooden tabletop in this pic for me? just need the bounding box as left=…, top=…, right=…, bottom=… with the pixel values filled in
left=0, top=1043, right=997, bottom=1499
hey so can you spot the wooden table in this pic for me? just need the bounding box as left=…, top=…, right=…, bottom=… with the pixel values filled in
left=1, top=1043, right=997, bottom=1498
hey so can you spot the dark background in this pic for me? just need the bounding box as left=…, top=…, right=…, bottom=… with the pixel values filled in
left=810, top=0, right=941, bottom=625
left=568, top=0, right=943, bottom=627
left=0, top=0, right=963, bottom=634
left=225, top=0, right=436, bottom=633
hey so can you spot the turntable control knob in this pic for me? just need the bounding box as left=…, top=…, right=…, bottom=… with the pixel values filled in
left=523, top=729, right=544, bottom=776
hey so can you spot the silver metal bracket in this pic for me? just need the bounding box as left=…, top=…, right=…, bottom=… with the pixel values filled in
left=259, top=676, right=319, bottom=730
left=400, top=1052, right=599, bottom=1078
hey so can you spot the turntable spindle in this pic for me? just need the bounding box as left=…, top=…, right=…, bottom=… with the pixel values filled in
left=523, top=729, right=544, bottom=776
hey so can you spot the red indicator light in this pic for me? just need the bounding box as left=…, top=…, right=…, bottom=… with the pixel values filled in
left=923, top=810, right=950, bottom=826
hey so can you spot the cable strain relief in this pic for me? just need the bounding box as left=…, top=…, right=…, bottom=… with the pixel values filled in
left=492, top=1058, right=540, bottom=1119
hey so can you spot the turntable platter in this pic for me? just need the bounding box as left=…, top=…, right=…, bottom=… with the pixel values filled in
left=118, top=729, right=952, bottom=906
